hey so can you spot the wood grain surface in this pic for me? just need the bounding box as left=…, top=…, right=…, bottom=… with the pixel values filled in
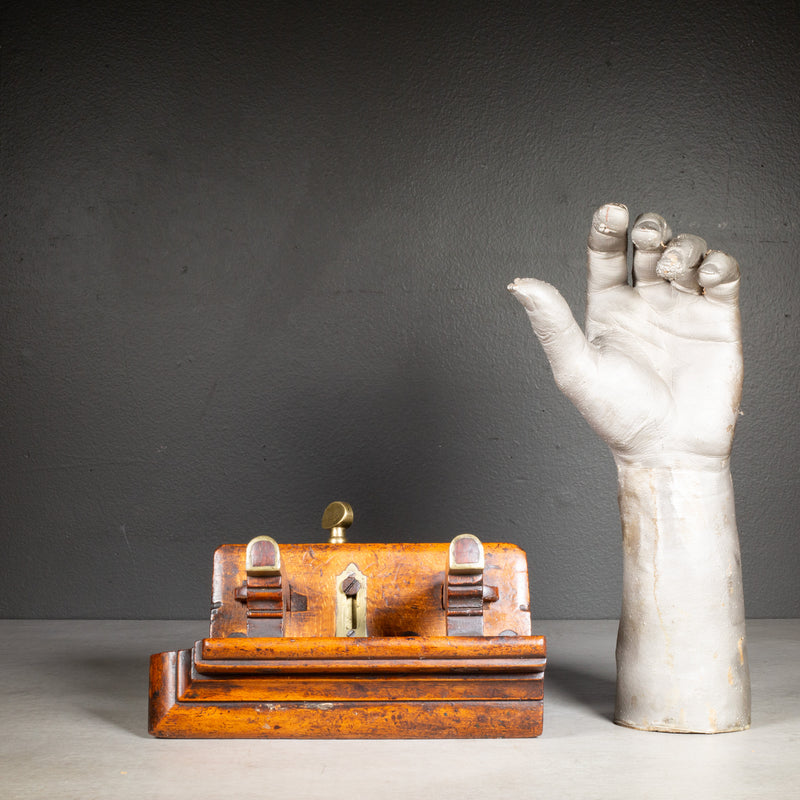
left=149, top=540, right=545, bottom=738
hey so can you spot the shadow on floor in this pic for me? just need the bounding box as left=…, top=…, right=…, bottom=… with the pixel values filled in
left=546, top=663, right=616, bottom=721
left=61, top=653, right=152, bottom=738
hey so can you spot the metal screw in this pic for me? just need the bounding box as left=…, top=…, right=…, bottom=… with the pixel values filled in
left=341, top=575, right=361, bottom=597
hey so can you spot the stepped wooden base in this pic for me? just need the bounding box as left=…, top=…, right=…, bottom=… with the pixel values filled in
left=149, top=636, right=546, bottom=738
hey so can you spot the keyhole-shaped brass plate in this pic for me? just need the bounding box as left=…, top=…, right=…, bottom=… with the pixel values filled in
left=335, top=563, right=367, bottom=637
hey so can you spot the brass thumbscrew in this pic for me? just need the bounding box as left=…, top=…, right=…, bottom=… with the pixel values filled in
left=321, top=501, right=353, bottom=544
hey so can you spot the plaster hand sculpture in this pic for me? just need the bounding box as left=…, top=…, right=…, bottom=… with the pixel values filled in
left=508, top=203, right=750, bottom=733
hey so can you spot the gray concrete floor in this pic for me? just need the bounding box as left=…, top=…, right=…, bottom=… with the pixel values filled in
left=1, top=619, right=797, bottom=799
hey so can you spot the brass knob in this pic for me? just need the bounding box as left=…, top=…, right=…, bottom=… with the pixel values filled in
left=322, top=501, right=353, bottom=544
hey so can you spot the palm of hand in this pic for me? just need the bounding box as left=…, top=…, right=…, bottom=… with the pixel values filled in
left=510, top=204, right=742, bottom=469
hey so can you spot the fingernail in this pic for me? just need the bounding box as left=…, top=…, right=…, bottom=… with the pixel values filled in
left=698, top=251, right=738, bottom=288
left=656, top=234, right=706, bottom=280
left=631, top=213, right=671, bottom=250
left=592, top=203, right=628, bottom=235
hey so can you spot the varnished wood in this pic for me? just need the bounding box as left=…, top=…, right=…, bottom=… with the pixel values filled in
left=193, top=639, right=545, bottom=674
left=179, top=675, right=544, bottom=703
left=149, top=538, right=546, bottom=738
left=209, top=542, right=532, bottom=639
left=199, top=635, right=545, bottom=661
left=150, top=650, right=543, bottom=739
left=235, top=575, right=284, bottom=636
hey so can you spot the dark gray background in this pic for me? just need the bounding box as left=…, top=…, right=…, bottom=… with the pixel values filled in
left=2, top=1, right=798, bottom=619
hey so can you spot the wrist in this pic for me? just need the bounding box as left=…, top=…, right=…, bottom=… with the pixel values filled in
left=616, top=461, right=737, bottom=534
left=613, top=451, right=731, bottom=472
left=613, top=457, right=749, bottom=733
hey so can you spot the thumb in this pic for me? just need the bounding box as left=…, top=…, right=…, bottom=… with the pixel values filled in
left=508, top=278, right=598, bottom=399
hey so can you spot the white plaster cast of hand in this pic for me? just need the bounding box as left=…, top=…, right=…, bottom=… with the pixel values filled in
left=508, top=203, right=742, bottom=470
left=508, top=204, right=750, bottom=733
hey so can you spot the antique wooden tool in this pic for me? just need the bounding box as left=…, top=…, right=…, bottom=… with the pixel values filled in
left=149, top=501, right=546, bottom=738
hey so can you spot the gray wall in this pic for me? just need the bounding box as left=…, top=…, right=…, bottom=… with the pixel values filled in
left=2, top=1, right=798, bottom=619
